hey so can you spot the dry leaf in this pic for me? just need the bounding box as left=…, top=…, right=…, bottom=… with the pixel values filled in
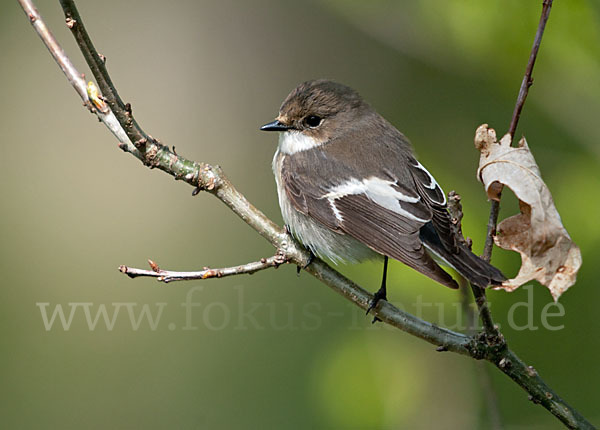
left=475, top=124, right=582, bottom=301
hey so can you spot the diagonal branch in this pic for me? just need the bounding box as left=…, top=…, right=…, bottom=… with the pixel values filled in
left=17, top=0, right=471, bottom=355
left=19, top=0, right=594, bottom=428
left=508, top=0, right=554, bottom=142
left=17, top=0, right=139, bottom=157
left=59, top=0, right=150, bottom=151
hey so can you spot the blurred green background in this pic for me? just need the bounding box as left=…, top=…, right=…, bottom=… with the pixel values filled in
left=2, top=0, right=599, bottom=428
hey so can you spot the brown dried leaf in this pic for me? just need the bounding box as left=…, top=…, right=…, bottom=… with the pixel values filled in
left=475, top=124, right=582, bottom=301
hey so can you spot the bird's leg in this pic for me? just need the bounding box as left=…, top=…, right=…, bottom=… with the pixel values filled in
left=367, top=256, right=388, bottom=323
left=297, top=247, right=315, bottom=275
left=283, top=224, right=315, bottom=275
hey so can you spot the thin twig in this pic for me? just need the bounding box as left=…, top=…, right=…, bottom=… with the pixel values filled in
left=59, top=0, right=150, bottom=151
left=475, top=205, right=499, bottom=336
left=448, top=191, right=499, bottom=336
left=19, top=1, right=595, bottom=428
left=481, top=0, right=553, bottom=263
left=17, top=0, right=138, bottom=156
left=470, top=285, right=499, bottom=338
left=482, top=0, right=553, bottom=260
left=18, top=0, right=471, bottom=354
left=478, top=191, right=500, bottom=336
left=474, top=0, right=554, bottom=340
left=447, top=191, right=472, bottom=250
left=119, top=255, right=288, bottom=283
left=482, top=199, right=501, bottom=262
left=508, top=0, right=554, bottom=142
left=453, top=196, right=503, bottom=428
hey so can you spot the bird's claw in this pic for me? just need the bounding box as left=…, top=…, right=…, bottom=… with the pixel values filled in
left=282, top=225, right=315, bottom=275
left=297, top=248, right=315, bottom=275
left=366, top=288, right=387, bottom=323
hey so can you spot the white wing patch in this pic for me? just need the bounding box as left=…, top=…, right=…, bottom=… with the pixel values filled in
left=323, top=177, right=428, bottom=223
left=328, top=199, right=343, bottom=221
left=413, top=161, right=446, bottom=205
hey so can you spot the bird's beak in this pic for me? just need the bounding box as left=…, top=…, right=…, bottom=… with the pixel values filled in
left=260, top=120, right=293, bottom=132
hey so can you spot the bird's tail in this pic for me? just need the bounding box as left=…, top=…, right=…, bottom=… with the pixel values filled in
left=441, top=243, right=506, bottom=288
left=420, top=223, right=506, bottom=288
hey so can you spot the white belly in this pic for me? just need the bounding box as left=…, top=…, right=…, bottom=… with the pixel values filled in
left=272, top=149, right=377, bottom=264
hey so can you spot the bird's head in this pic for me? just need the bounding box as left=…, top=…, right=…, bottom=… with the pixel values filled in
left=260, top=79, right=370, bottom=147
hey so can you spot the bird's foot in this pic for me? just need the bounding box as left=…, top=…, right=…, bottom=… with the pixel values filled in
left=283, top=225, right=315, bottom=275
left=366, top=287, right=387, bottom=324
left=297, top=247, right=315, bottom=275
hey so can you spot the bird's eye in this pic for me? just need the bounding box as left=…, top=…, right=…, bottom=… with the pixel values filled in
left=305, top=115, right=322, bottom=128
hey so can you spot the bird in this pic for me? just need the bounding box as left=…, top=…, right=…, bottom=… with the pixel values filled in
left=260, top=79, right=505, bottom=316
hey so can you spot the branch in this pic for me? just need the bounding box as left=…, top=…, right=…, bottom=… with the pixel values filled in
left=482, top=0, right=553, bottom=262
left=19, top=0, right=595, bottom=428
left=472, top=0, right=555, bottom=342
left=448, top=191, right=500, bottom=338
left=17, top=0, right=138, bottom=156
left=508, top=0, right=554, bottom=142
left=18, top=0, right=474, bottom=356
left=119, top=255, right=288, bottom=283
left=470, top=284, right=500, bottom=338
left=59, top=0, right=150, bottom=151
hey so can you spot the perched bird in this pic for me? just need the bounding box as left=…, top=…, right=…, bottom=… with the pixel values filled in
left=261, top=80, right=505, bottom=314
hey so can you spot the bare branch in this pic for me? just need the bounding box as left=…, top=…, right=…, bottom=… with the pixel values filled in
left=119, top=255, right=289, bottom=283
left=19, top=0, right=595, bottom=428
left=17, top=0, right=139, bottom=156
left=18, top=0, right=471, bottom=355
left=59, top=0, right=150, bottom=151
left=447, top=191, right=500, bottom=337
left=470, top=286, right=501, bottom=339
left=508, top=0, right=554, bottom=142
left=481, top=0, right=553, bottom=262
left=447, top=191, right=472, bottom=250
left=482, top=199, right=502, bottom=262
left=19, top=0, right=85, bottom=100
left=473, top=0, right=555, bottom=343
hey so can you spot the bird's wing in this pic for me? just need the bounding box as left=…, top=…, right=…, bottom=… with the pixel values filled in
left=408, top=159, right=458, bottom=254
left=280, top=129, right=458, bottom=288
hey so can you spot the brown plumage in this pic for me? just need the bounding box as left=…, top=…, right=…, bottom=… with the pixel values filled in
left=263, top=79, right=505, bottom=290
